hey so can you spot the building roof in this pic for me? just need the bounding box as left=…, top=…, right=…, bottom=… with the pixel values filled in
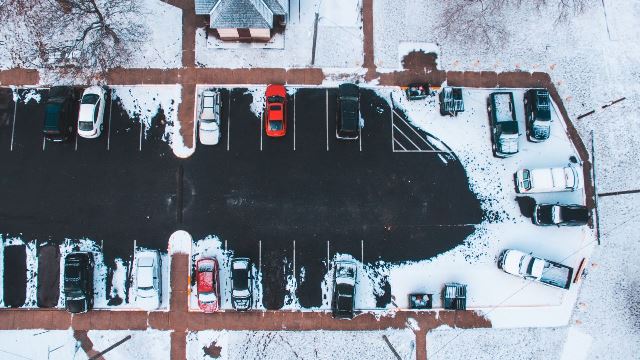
left=194, top=0, right=287, bottom=29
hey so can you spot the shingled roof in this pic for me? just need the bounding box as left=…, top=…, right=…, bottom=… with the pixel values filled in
left=194, top=0, right=286, bottom=29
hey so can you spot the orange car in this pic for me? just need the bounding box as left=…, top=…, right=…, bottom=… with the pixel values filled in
left=265, top=85, right=286, bottom=137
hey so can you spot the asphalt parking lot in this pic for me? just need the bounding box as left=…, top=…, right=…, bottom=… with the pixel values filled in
left=0, top=86, right=483, bottom=309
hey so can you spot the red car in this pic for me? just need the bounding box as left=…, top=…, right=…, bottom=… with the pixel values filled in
left=265, top=85, right=286, bottom=137
left=196, top=258, right=220, bottom=313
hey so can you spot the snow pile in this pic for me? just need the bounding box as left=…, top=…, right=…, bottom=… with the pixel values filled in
left=21, top=89, right=42, bottom=104
left=169, top=230, right=193, bottom=255
left=109, top=258, right=127, bottom=303
left=195, top=0, right=363, bottom=69
left=187, top=329, right=415, bottom=360
left=427, top=326, right=567, bottom=360
left=244, top=87, right=266, bottom=121
left=112, top=85, right=193, bottom=158
left=189, top=236, right=263, bottom=311
left=0, top=330, right=83, bottom=360
left=87, top=330, right=171, bottom=360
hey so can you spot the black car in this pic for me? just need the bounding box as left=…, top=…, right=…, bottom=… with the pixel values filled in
left=524, top=89, right=552, bottom=142
left=332, top=260, right=357, bottom=319
left=63, top=252, right=94, bottom=313
left=488, top=92, right=519, bottom=157
left=231, top=257, right=253, bottom=311
left=533, top=203, right=589, bottom=226
left=336, top=83, right=360, bottom=140
left=43, top=86, right=76, bottom=142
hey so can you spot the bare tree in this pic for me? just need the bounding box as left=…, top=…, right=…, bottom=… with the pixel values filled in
left=435, top=0, right=595, bottom=50
left=0, top=0, right=147, bottom=80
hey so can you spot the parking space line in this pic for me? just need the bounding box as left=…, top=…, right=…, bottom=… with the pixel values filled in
left=390, top=100, right=394, bottom=151
left=259, top=240, right=262, bottom=271
left=393, top=124, right=421, bottom=150
left=42, top=136, right=45, bottom=151
left=74, top=133, right=78, bottom=151
left=10, top=98, right=17, bottom=151
left=293, top=92, right=296, bottom=151
left=393, top=110, right=434, bottom=148
left=293, top=240, right=296, bottom=280
left=226, top=94, right=231, bottom=151
left=326, top=240, right=330, bottom=268
left=224, top=240, right=227, bottom=251
left=107, top=89, right=113, bottom=150
left=361, top=240, right=364, bottom=264
left=359, top=125, right=362, bottom=152
left=138, top=120, right=143, bottom=151
left=260, top=112, right=263, bottom=151
left=393, top=139, right=408, bottom=151
left=325, top=89, right=329, bottom=151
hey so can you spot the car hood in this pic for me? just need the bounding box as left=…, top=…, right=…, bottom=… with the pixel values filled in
left=199, top=124, right=219, bottom=145
left=501, top=250, right=524, bottom=275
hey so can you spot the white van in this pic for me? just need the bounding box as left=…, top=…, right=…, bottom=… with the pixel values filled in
left=515, top=165, right=583, bottom=193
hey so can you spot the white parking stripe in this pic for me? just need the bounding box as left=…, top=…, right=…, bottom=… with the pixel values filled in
left=392, top=124, right=421, bottom=150
left=293, top=92, right=296, bottom=151
left=260, top=111, right=263, bottom=151
left=74, top=132, right=78, bottom=151
left=325, top=89, right=329, bottom=151
left=393, top=110, right=434, bottom=148
left=226, top=94, right=231, bottom=151
left=107, top=89, right=113, bottom=150
left=293, top=240, right=296, bottom=280
left=10, top=99, right=17, bottom=151
left=390, top=100, right=394, bottom=152
left=42, top=136, right=45, bottom=151
left=361, top=240, right=364, bottom=264
left=259, top=240, right=262, bottom=271
left=138, top=120, right=143, bottom=151
left=393, top=139, right=408, bottom=151
left=359, top=124, right=362, bottom=152
left=326, top=240, right=330, bottom=268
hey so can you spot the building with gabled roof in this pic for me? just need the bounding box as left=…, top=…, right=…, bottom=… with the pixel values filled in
left=195, top=0, right=288, bottom=41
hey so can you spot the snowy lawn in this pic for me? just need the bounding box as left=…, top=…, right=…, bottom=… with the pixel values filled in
left=195, top=0, right=363, bottom=69
left=186, top=329, right=415, bottom=360
left=87, top=330, right=171, bottom=360
left=0, top=330, right=83, bottom=360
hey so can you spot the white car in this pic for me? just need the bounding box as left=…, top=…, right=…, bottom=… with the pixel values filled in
left=515, top=165, right=583, bottom=194
left=135, top=250, right=162, bottom=310
left=198, top=90, right=221, bottom=145
left=77, top=86, right=106, bottom=139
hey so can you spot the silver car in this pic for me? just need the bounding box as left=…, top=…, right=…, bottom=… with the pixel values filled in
left=198, top=90, right=221, bottom=145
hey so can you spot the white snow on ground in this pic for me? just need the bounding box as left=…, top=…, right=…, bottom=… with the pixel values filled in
left=559, top=326, right=591, bottom=360
left=427, top=326, right=567, bottom=360
left=244, top=87, right=266, bottom=121
left=189, top=236, right=264, bottom=311
left=87, top=330, right=171, bottom=360
left=195, top=0, right=363, bottom=69
left=0, top=0, right=181, bottom=71
left=126, top=0, right=182, bottom=69
left=111, top=85, right=193, bottom=158
left=187, top=329, right=415, bottom=360
left=0, top=329, right=85, bottom=360
left=109, top=258, right=127, bottom=302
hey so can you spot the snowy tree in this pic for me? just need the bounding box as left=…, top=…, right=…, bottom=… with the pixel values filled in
left=0, top=0, right=147, bottom=79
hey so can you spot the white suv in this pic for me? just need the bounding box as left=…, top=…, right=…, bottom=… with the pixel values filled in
left=198, top=90, right=221, bottom=145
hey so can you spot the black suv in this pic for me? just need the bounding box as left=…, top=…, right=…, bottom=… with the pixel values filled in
left=336, top=83, right=360, bottom=140
left=64, top=252, right=94, bottom=313
left=533, top=203, right=589, bottom=226
left=43, top=86, right=76, bottom=142
left=524, top=89, right=552, bottom=142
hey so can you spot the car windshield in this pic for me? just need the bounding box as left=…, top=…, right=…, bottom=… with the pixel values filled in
left=81, top=94, right=99, bottom=105
left=199, top=292, right=217, bottom=303
left=522, top=170, right=531, bottom=190
left=268, top=95, right=284, bottom=103
left=78, top=121, right=94, bottom=131
left=269, top=120, right=283, bottom=131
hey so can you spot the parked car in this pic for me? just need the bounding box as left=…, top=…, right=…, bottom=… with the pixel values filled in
left=196, top=258, right=220, bottom=313
left=439, top=87, right=464, bottom=116
left=44, top=86, right=76, bottom=142
left=231, top=257, right=253, bottom=311
left=332, top=260, right=357, bottom=319
left=265, top=84, right=286, bottom=137
left=498, top=249, right=574, bottom=290
left=198, top=90, right=221, bottom=145
left=135, top=250, right=162, bottom=310
left=488, top=92, right=519, bottom=157
left=515, top=165, right=583, bottom=194
left=533, top=203, right=589, bottom=226
left=77, top=86, right=106, bottom=139
left=524, top=89, right=552, bottom=142
left=336, top=83, right=360, bottom=140
left=405, top=83, right=429, bottom=100
left=63, top=252, right=94, bottom=313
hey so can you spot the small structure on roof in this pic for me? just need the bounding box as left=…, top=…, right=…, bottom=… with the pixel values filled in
left=195, top=0, right=288, bottom=42
left=442, top=283, right=467, bottom=310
